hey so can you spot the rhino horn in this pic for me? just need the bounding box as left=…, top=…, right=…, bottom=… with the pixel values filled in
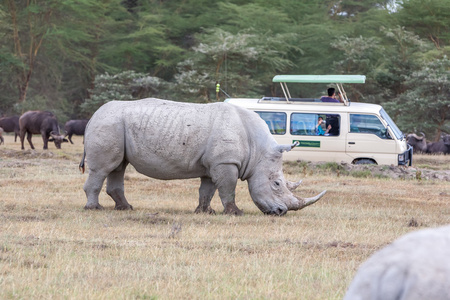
left=286, top=180, right=302, bottom=191
left=289, top=190, right=327, bottom=211
left=275, top=141, right=299, bottom=153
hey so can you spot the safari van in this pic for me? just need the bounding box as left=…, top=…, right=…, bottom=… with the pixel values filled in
left=225, top=75, right=412, bottom=166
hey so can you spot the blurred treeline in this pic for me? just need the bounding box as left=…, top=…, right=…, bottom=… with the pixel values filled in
left=0, top=0, right=449, bottom=140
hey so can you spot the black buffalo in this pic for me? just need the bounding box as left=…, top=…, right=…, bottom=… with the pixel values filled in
left=0, top=115, right=20, bottom=142
left=406, top=133, right=428, bottom=153
left=64, top=119, right=89, bottom=144
left=426, top=139, right=450, bottom=154
left=19, top=111, right=68, bottom=150
left=444, top=134, right=450, bottom=149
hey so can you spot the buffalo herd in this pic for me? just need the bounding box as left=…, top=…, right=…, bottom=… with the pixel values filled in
left=407, top=133, right=450, bottom=155
left=0, top=111, right=89, bottom=150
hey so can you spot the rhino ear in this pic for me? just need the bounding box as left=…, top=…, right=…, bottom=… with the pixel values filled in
left=275, top=141, right=299, bottom=153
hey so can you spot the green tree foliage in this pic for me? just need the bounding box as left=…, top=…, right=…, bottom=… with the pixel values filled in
left=174, top=29, right=263, bottom=102
left=384, top=57, right=450, bottom=138
left=325, top=0, right=395, bottom=18
left=96, top=5, right=184, bottom=77
left=373, top=26, right=430, bottom=100
left=398, top=0, right=450, bottom=50
left=331, top=35, right=382, bottom=102
left=80, top=71, right=171, bottom=116
left=0, top=0, right=133, bottom=115
left=174, top=28, right=299, bottom=102
left=1, top=0, right=58, bottom=104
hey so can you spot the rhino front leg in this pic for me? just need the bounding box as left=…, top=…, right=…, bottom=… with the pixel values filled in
left=195, top=177, right=217, bottom=214
left=84, top=171, right=106, bottom=210
left=212, top=164, right=243, bottom=216
left=106, top=161, right=133, bottom=210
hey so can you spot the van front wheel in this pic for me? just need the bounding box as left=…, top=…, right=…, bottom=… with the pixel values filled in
left=354, top=159, right=377, bottom=165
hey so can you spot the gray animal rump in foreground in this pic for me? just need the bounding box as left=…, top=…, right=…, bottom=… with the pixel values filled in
left=80, top=98, right=326, bottom=215
left=344, top=225, right=450, bottom=300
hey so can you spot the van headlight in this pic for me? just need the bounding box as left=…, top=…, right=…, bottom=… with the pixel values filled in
left=398, top=154, right=405, bottom=162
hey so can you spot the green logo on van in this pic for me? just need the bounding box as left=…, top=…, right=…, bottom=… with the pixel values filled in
left=293, top=140, right=320, bottom=148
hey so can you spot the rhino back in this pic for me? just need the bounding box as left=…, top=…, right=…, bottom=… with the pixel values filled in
left=85, top=99, right=269, bottom=179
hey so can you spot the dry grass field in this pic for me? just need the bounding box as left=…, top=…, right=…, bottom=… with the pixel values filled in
left=1, top=134, right=449, bottom=299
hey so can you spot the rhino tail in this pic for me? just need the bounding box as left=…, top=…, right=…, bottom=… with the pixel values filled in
left=79, top=149, right=86, bottom=174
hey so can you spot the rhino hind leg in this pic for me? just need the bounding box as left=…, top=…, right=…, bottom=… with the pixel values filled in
left=212, top=164, right=243, bottom=216
left=84, top=171, right=107, bottom=210
left=195, top=177, right=217, bottom=214
left=106, top=161, right=133, bottom=210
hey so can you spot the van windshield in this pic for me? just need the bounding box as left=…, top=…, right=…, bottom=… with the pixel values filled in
left=380, top=108, right=403, bottom=140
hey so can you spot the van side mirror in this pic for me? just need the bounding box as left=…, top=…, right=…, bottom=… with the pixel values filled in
left=385, top=127, right=393, bottom=139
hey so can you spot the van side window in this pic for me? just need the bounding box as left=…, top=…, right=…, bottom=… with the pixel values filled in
left=350, top=114, right=389, bottom=138
left=256, top=111, right=286, bottom=135
left=290, top=113, right=340, bottom=136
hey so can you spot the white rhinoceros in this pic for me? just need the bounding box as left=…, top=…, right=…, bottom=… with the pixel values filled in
left=80, top=98, right=326, bottom=215
left=344, top=225, right=450, bottom=300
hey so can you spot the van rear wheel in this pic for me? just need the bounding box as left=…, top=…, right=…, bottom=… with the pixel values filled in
left=355, top=159, right=376, bottom=165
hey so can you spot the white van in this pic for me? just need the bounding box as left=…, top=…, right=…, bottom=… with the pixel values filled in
left=225, top=75, right=412, bottom=166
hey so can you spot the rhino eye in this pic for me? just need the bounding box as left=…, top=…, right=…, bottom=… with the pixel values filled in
left=274, top=181, right=280, bottom=186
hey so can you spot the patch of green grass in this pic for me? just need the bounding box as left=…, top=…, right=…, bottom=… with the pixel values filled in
left=350, top=170, right=372, bottom=178
left=373, top=173, right=390, bottom=179
left=415, top=164, right=440, bottom=170
left=284, top=160, right=311, bottom=176
left=316, top=162, right=350, bottom=176
left=316, top=162, right=339, bottom=171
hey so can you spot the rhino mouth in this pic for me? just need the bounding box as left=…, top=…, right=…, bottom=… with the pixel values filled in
left=264, top=207, right=287, bottom=216
left=253, top=200, right=286, bottom=216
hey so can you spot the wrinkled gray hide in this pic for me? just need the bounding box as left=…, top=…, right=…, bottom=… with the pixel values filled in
left=344, top=225, right=450, bottom=300
left=80, top=98, right=326, bottom=215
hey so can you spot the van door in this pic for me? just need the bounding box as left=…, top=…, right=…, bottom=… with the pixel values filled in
left=346, top=114, right=397, bottom=164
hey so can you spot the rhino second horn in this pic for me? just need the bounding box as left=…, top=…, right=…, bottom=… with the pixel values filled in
left=286, top=180, right=302, bottom=191
left=290, top=190, right=327, bottom=211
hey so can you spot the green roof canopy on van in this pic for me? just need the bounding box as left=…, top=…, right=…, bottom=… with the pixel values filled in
left=272, top=75, right=366, bottom=84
